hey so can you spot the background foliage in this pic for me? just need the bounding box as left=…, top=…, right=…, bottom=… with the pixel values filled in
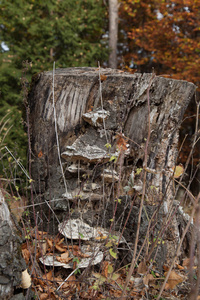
left=0, top=0, right=108, bottom=170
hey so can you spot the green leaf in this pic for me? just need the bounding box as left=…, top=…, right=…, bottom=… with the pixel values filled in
left=111, top=273, right=120, bottom=281
left=105, top=241, right=113, bottom=248
left=107, top=264, right=113, bottom=274
left=109, top=248, right=117, bottom=259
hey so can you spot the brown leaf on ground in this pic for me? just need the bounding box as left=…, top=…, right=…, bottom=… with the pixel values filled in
left=55, top=244, right=66, bottom=252
left=101, top=261, right=109, bottom=278
left=143, top=274, right=154, bottom=287
left=57, top=238, right=64, bottom=245
left=164, top=270, right=184, bottom=290
left=22, top=248, right=30, bottom=264
left=177, top=264, right=184, bottom=270
left=163, top=265, right=169, bottom=271
left=46, top=238, right=53, bottom=249
left=77, top=250, right=91, bottom=258
left=182, top=257, right=192, bottom=269
left=56, top=252, right=73, bottom=264
left=42, top=270, right=53, bottom=282
left=40, top=293, right=49, bottom=300
left=138, top=261, right=147, bottom=275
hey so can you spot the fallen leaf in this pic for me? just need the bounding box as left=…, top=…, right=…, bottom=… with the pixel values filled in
left=143, top=274, right=154, bottom=287
left=164, top=270, right=184, bottom=290
left=46, top=238, right=53, bottom=249
left=102, top=261, right=109, bottom=278
left=21, top=269, right=31, bottom=289
left=40, top=293, right=49, bottom=300
left=182, top=257, right=191, bottom=268
left=172, top=164, right=184, bottom=178
left=42, top=270, right=53, bottom=282
left=55, top=244, right=66, bottom=252
left=77, top=250, right=91, bottom=258
left=177, top=264, right=184, bottom=270
left=163, top=265, right=169, bottom=271
left=57, top=238, right=64, bottom=245
left=138, top=261, right=147, bottom=275
left=22, top=248, right=30, bottom=264
left=56, top=252, right=72, bottom=264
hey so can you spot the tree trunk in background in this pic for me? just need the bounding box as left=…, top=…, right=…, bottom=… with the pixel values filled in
left=29, top=67, right=196, bottom=266
left=109, top=0, right=118, bottom=68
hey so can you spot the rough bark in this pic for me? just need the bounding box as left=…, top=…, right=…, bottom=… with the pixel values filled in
left=108, top=0, right=118, bottom=68
left=29, top=67, right=196, bottom=265
left=0, top=189, right=26, bottom=299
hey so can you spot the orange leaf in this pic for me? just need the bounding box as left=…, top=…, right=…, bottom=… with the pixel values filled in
left=102, top=261, right=109, bottom=278
left=100, top=74, right=107, bottom=82
left=38, top=151, right=43, bottom=158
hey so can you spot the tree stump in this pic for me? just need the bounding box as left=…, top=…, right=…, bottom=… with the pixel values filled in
left=29, top=67, right=196, bottom=265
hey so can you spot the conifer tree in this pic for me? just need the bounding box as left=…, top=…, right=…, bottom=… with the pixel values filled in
left=0, top=0, right=108, bottom=166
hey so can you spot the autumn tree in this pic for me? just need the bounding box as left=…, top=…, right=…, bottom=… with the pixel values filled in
left=120, top=0, right=200, bottom=87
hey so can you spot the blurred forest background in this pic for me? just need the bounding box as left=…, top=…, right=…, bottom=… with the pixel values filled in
left=0, top=0, right=199, bottom=179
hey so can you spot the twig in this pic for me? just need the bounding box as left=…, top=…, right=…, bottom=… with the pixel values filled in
left=56, top=267, right=79, bottom=291
left=4, top=146, right=30, bottom=180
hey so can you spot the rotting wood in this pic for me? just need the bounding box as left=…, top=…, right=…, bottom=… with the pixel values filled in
left=29, top=67, right=196, bottom=264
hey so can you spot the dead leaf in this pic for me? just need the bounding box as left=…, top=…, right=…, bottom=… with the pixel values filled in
left=143, top=274, right=154, bottom=287
left=100, top=74, right=107, bottom=82
left=163, top=265, right=169, bottom=271
left=40, top=293, right=49, bottom=300
left=138, top=261, right=147, bottom=275
left=102, top=261, right=109, bottom=278
left=38, top=151, right=43, bottom=158
left=42, top=270, right=53, bottom=282
left=56, top=252, right=72, bottom=264
left=164, top=270, right=184, bottom=290
left=172, top=164, right=184, bottom=178
left=46, top=238, right=53, bottom=249
left=77, top=250, right=91, bottom=258
left=21, top=269, right=31, bottom=289
left=177, top=264, right=184, bottom=270
left=55, top=244, right=66, bottom=252
left=182, top=257, right=191, bottom=269
left=22, top=248, right=30, bottom=264
left=57, top=238, right=64, bottom=245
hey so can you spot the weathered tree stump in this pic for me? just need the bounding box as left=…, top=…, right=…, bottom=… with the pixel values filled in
left=29, top=67, right=196, bottom=265
left=0, top=189, right=26, bottom=299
